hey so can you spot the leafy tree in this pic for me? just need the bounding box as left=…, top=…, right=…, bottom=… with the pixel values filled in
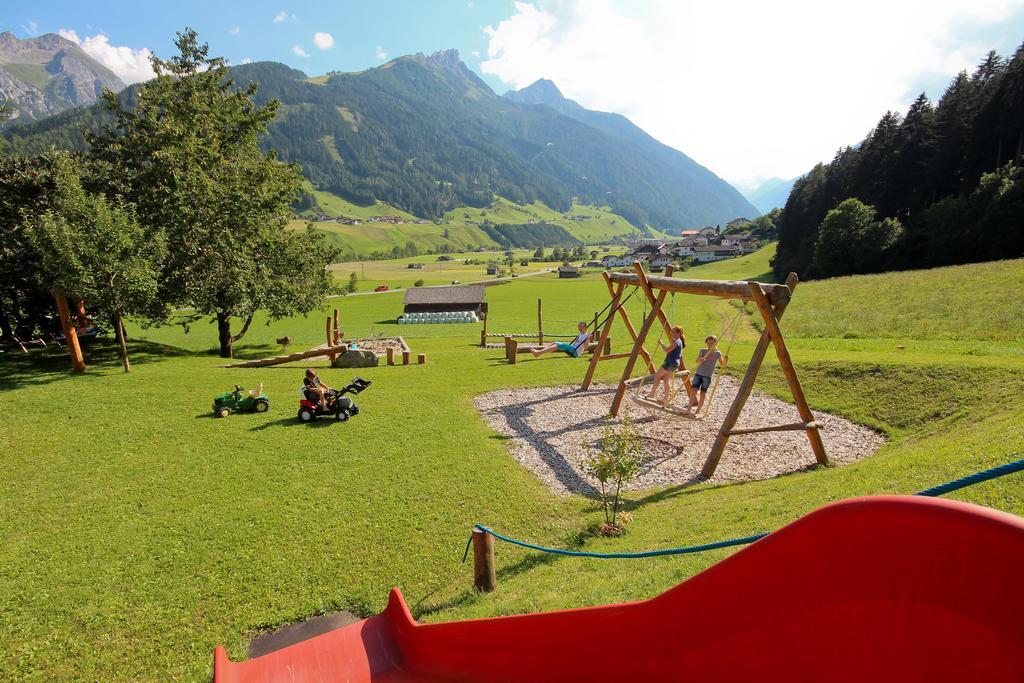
left=25, top=154, right=164, bottom=371
left=534, top=246, right=545, bottom=259
left=347, top=272, right=359, bottom=293
left=812, top=199, right=903, bottom=277
left=89, top=29, right=337, bottom=357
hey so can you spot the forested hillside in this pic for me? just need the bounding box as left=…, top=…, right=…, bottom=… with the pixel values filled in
left=3, top=50, right=755, bottom=230
left=774, top=45, right=1024, bottom=280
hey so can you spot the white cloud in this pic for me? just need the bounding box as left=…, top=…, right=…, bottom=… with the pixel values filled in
left=375, top=45, right=388, bottom=60
left=313, top=32, right=334, bottom=50
left=292, top=44, right=311, bottom=58
left=22, top=20, right=39, bottom=35
left=229, top=26, right=241, bottom=36
left=274, top=11, right=297, bottom=24
left=471, top=50, right=480, bottom=58
left=482, top=0, right=1024, bottom=181
left=58, top=28, right=155, bottom=84
left=241, top=57, right=253, bottom=65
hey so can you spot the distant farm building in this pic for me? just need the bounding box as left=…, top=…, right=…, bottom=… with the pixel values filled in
left=407, top=263, right=424, bottom=269
left=558, top=265, right=581, bottom=278
left=403, top=284, right=487, bottom=319
left=486, top=266, right=499, bottom=275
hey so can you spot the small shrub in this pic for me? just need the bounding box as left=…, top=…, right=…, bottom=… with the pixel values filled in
left=579, top=416, right=646, bottom=535
left=413, top=279, right=424, bottom=287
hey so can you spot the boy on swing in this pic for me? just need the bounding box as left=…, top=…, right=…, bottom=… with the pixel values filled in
left=688, top=334, right=728, bottom=415
left=645, top=326, right=685, bottom=406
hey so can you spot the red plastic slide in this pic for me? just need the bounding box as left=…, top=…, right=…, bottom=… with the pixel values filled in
left=214, top=496, right=1024, bottom=682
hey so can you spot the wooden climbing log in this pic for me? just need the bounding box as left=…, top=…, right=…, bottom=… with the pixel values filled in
left=386, top=347, right=395, bottom=366
left=608, top=272, right=792, bottom=306
left=53, top=290, right=85, bottom=373
left=332, top=309, right=340, bottom=344
left=221, top=344, right=349, bottom=368
left=402, top=350, right=411, bottom=365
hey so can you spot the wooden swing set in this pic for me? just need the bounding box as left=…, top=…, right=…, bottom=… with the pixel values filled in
left=581, top=263, right=828, bottom=478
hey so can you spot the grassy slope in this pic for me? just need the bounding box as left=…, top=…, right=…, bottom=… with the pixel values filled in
left=1, top=245, right=1022, bottom=680
left=294, top=188, right=657, bottom=257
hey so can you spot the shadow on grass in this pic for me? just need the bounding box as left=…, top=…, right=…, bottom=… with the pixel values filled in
left=412, top=547, right=564, bottom=620
left=0, top=338, right=199, bottom=391
left=249, top=415, right=338, bottom=431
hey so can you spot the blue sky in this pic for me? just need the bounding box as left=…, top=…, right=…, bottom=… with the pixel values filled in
left=3, top=0, right=515, bottom=87
left=5, top=0, right=1024, bottom=184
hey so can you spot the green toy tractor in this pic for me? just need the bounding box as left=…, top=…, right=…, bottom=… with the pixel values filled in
left=213, top=384, right=270, bottom=418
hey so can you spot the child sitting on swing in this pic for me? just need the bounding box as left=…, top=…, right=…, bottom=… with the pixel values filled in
left=688, top=334, right=728, bottom=415
left=531, top=321, right=590, bottom=358
left=645, top=326, right=685, bottom=406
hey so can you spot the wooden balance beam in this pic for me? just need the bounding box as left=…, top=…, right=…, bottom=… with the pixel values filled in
left=504, top=336, right=612, bottom=364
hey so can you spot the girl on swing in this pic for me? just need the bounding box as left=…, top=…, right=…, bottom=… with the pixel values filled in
left=645, top=326, right=685, bottom=406
left=531, top=321, right=590, bottom=358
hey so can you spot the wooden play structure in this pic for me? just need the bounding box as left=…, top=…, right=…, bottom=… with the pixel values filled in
left=222, top=308, right=422, bottom=368
left=581, top=264, right=827, bottom=478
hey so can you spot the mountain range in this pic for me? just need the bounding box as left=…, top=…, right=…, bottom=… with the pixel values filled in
left=740, top=176, right=797, bottom=214
left=0, top=32, right=125, bottom=123
left=2, top=45, right=757, bottom=229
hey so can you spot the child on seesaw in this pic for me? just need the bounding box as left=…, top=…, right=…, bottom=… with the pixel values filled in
left=646, top=326, right=685, bottom=406
left=531, top=321, right=590, bottom=358
left=688, top=334, right=728, bottom=415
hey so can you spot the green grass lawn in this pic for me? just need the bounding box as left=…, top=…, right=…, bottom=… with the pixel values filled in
left=2, top=245, right=1022, bottom=680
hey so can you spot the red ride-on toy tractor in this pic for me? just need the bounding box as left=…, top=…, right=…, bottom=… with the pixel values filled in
left=298, top=377, right=371, bottom=422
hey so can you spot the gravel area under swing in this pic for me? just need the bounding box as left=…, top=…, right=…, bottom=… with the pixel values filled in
left=474, top=376, right=886, bottom=496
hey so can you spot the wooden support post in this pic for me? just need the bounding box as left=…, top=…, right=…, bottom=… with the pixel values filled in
left=472, top=529, right=497, bottom=592
left=611, top=286, right=669, bottom=416
left=728, top=421, right=819, bottom=437
left=402, top=350, right=411, bottom=365
left=632, top=262, right=674, bottom=339
left=701, top=273, right=799, bottom=479
left=333, top=309, right=340, bottom=344
left=53, top=290, right=85, bottom=373
left=537, top=299, right=544, bottom=345
left=74, top=299, right=90, bottom=331
left=747, top=281, right=828, bottom=466
left=506, top=336, right=518, bottom=364
left=417, top=353, right=427, bottom=364
left=603, top=336, right=612, bottom=354
left=481, top=312, right=488, bottom=348
left=386, top=347, right=395, bottom=366
left=582, top=278, right=622, bottom=390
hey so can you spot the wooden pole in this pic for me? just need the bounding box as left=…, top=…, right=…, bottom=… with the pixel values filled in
left=581, top=278, right=623, bottom=390
left=417, top=353, right=427, bottom=364
left=747, top=281, right=828, bottom=466
left=506, top=337, right=518, bottom=364
left=402, top=350, right=411, bottom=365
left=701, top=273, right=798, bottom=479
left=728, top=421, right=819, bottom=436
left=386, top=347, right=395, bottom=366
left=611, top=287, right=669, bottom=416
left=537, top=298, right=543, bottom=345
left=608, top=272, right=792, bottom=306
left=632, top=262, right=674, bottom=340
left=53, top=290, right=85, bottom=373
left=74, top=299, right=90, bottom=331
left=333, top=309, right=340, bottom=344
left=481, top=310, right=488, bottom=347
left=472, top=529, right=497, bottom=592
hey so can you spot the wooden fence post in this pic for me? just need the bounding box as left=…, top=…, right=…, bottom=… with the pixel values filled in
left=402, top=350, right=411, bottom=365
left=333, top=309, right=340, bottom=344
left=537, top=298, right=544, bottom=345
left=417, top=353, right=427, bottom=364
left=472, top=529, right=497, bottom=592
left=386, top=347, right=395, bottom=366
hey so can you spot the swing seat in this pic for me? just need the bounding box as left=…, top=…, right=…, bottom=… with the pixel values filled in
left=630, top=394, right=702, bottom=418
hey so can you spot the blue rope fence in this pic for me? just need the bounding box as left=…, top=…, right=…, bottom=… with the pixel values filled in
left=462, top=457, right=1024, bottom=563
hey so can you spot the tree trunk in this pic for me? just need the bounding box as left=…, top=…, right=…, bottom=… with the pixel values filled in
left=217, top=312, right=233, bottom=358
left=0, top=301, right=13, bottom=342
left=231, top=313, right=254, bottom=344
left=113, top=313, right=130, bottom=373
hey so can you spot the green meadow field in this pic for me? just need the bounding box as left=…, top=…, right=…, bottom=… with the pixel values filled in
left=1, top=244, right=1022, bottom=679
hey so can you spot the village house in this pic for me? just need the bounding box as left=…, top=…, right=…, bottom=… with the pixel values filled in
left=558, top=265, right=581, bottom=278
left=601, top=254, right=637, bottom=268
left=649, top=255, right=674, bottom=269
left=694, top=245, right=742, bottom=263
left=486, top=265, right=499, bottom=275
left=726, top=217, right=753, bottom=230
left=582, top=261, right=603, bottom=268
left=407, top=263, right=424, bottom=269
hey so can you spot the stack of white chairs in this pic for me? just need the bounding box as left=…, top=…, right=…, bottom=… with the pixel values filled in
left=398, top=311, right=480, bottom=324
